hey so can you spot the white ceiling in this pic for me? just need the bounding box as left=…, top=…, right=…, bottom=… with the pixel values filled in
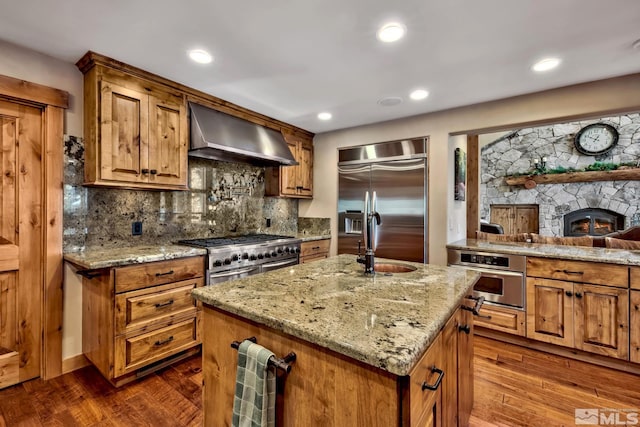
left=1, top=1, right=639, bottom=133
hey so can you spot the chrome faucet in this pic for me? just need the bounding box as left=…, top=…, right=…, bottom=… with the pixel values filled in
left=357, top=191, right=381, bottom=274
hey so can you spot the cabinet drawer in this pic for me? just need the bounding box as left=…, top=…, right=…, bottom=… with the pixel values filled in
left=114, top=314, right=200, bottom=377
left=631, top=267, right=640, bottom=290
left=0, top=347, right=19, bottom=389
left=474, top=305, right=525, bottom=336
left=115, top=278, right=203, bottom=335
left=408, top=333, right=444, bottom=426
left=300, top=239, right=330, bottom=258
left=115, top=256, right=204, bottom=293
left=527, top=257, right=628, bottom=288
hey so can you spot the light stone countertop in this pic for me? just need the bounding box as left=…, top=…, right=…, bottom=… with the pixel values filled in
left=296, top=233, right=331, bottom=242
left=63, top=245, right=208, bottom=270
left=192, top=254, right=479, bottom=376
left=447, top=239, right=640, bottom=266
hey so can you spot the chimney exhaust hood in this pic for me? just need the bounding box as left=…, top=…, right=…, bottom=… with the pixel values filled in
left=188, top=102, right=297, bottom=167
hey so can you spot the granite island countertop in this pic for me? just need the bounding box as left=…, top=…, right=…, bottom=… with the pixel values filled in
left=64, top=245, right=207, bottom=270
left=192, top=254, right=479, bottom=376
left=447, top=238, right=640, bottom=266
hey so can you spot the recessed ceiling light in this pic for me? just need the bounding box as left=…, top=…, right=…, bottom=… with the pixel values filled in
left=409, top=89, right=429, bottom=100
left=377, top=97, right=403, bottom=107
left=188, top=49, right=213, bottom=64
left=532, top=57, right=561, bottom=72
left=633, top=39, right=640, bottom=50
left=317, top=112, right=332, bottom=120
left=376, top=23, right=406, bottom=43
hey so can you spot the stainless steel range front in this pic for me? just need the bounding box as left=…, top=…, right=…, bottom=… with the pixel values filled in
left=177, top=234, right=301, bottom=285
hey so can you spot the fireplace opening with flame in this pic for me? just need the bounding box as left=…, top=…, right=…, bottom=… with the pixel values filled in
left=563, top=208, right=625, bottom=237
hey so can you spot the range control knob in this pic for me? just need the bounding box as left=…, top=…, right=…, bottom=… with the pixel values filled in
left=242, top=253, right=249, bottom=260
left=271, top=251, right=277, bottom=257
left=264, top=252, right=271, bottom=258
left=257, top=254, right=264, bottom=259
left=285, top=247, right=291, bottom=253
left=232, top=255, right=239, bottom=262
left=277, top=248, right=283, bottom=254
left=213, top=260, right=223, bottom=267
left=294, top=247, right=301, bottom=253
left=224, top=258, right=231, bottom=265
left=249, top=254, right=257, bottom=261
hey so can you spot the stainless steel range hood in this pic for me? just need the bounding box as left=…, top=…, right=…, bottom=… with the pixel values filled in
left=188, top=102, right=297, bottom=167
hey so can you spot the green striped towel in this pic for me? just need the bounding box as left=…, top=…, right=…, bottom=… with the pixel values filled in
left=232, top=340, right=276, bottom=427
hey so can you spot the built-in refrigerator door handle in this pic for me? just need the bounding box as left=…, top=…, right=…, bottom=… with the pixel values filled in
left=363, top=191, right=370, bottom=251
left=371, top=191, right=381, bottom=251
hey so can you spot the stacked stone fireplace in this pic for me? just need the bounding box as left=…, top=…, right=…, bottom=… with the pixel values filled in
left=480, top=113, right=640, bottom=237
left=563, top=208, right=625, bottom=237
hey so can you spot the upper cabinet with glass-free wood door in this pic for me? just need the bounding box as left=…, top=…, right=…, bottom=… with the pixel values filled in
left=78, top=55, right=188, bottom=190
left=265, top=133, right=313, bottom=198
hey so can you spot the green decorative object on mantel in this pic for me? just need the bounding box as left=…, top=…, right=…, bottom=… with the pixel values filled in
left=505, top=161, right=640, bottom=188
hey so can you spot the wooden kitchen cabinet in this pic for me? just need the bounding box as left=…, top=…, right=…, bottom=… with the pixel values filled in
left=474, top=304, right=526, bottom=337
left=265, top=133, right=313, bottom=198
left=490, top=204, right=539, bottom=234
left=299, top=239, right=330, bottom=263
left=526, top=258, right=630, bottom=359
left=631, top=291, right=640, bottom=363
left=78, top=53, right=188, bottom=190
left=82, top=256, right=205, bottom=386
left=203, top=306, right=471, bottom=426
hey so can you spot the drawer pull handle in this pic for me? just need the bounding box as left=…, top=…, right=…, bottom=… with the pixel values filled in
left=557, top=269, right=583, bottom=275
left=421, top=367, right=444, bottom=391
left=156, top=270, right=175, bottom=277
left=154, top=336, right=174, bottom=347
left=458, top=324, right=471, bottom=334
left=155, top=299, right=174, bottom=309
left=312, top=246, right=320, bottom=250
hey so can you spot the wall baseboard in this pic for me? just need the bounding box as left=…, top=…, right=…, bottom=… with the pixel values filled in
left=61, top=354, right=90, bottom=374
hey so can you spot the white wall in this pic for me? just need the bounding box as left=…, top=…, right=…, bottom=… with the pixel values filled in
left=0, top=40, right=85, bottom=360
left=447, top=135, right=468, bottom=243
left=300, top=73, right=640, bottom=266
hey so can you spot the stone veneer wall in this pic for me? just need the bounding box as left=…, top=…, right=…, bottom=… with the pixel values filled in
left=64, top=136, right=298, bottom=251
left=481, top=113, right=640, bottom=236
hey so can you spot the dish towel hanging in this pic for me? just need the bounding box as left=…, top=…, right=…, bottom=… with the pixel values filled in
left=231, top=340, right=276, bottom=427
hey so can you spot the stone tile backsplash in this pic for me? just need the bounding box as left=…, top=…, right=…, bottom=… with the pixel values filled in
left=63, top=136, right=298, bottom=251
left=481, top=113, right=640, bottom=236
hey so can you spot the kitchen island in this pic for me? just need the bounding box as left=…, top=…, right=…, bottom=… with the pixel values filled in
left=192, top=254, right=479, bottom=426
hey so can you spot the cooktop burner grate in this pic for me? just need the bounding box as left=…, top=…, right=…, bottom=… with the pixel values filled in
left=177, top=234, right=296, bottom=248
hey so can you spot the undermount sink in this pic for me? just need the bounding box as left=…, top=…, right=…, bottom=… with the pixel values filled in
left=374, top=263, right=417, bottom=273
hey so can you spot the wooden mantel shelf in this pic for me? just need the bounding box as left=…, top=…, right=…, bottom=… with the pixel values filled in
left=505, top=168, right=640, bottom=187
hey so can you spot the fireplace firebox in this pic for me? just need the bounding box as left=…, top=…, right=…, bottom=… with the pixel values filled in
left=563, top=208, right=625, bottom=237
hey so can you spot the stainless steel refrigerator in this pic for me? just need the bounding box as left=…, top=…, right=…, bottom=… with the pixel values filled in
left=338, top=138, right=428, bottom=263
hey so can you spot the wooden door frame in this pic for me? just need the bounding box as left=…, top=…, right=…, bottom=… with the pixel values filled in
left=0, top=74, right=68, bottom=379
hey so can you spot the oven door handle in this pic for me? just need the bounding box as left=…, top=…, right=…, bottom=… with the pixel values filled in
left=449, top=265, right=524, bottom=277
left=262, top=259, right=298, bottom=269
left=209, top=267, right=258, bottom=278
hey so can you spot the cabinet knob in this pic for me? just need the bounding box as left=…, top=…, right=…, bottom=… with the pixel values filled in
left=575, top=292, right=583, bottom=299
left=150, top=169, right=157, bottom=175
left=565, top=291, right=573, bottom=297
left=458, top=324, right=471, bottom=334
left=141, top=168, right=149, bottom=174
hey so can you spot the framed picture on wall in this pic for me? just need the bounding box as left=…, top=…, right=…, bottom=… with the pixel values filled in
left=454, top=148, right=466, bottom=201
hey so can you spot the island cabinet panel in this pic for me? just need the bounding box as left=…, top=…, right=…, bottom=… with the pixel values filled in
left=82, top=255, right=205, bottom=386
left=203, top=305, right=472, bottom=427
left=203, top=306, right=399, bottom=427
left=573, top=284, right=629, bottom=359
left=526, top=257, right=628, bottom=288
left=631, top=291, right=640, bottom=363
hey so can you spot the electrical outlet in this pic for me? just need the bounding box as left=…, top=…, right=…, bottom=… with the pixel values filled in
left=266, top=218, right=271, bottom=228
left=132, top=221, right=143, bottom=235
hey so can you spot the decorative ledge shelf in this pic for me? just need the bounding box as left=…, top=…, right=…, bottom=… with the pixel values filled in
left=505, top=168, right=640, bottom=188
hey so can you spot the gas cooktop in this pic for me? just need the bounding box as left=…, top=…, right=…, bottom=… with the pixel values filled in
left=177, top=234, right=297, bottom=248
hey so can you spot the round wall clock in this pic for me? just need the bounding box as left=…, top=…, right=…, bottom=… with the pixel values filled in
left=574, top=123, right=619, bottom=156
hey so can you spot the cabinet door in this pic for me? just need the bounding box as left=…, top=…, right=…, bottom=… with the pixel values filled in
left=457, top=308, right=474, bottom=426
left=490, top=205, right=513, bottom=234
left=280, top=138, right=299, bottom=196
left=526, top=278, right=573, bottom=347
left=573, top=284, right=629, bottom=359
left=441, top=313, right=458, bottom=427
left=296, top=139, right=313, bottom=197
left=99, top=81, right=148, bottom=183
left=148, top=95, right=187, bottom=187
left=631, top=291, right=640, bottom=363
left=514, top=205, right=539, bottom=233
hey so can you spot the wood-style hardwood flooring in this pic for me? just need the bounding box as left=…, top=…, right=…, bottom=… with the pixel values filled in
left=1, top=337, right=639, bottom=426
